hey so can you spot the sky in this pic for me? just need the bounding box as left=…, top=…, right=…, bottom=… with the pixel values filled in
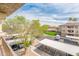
left=7, top=3, right=79, bottom=25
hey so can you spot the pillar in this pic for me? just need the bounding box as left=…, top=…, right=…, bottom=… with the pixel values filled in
left=0, top=13, right=6, bottom=32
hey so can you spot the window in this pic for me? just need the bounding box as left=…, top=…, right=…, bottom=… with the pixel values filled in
left=67, top=26, right=74, bottom=28
left=68, top=30, right=74, bottom=33
left=67, top=34, right=74, bottom=36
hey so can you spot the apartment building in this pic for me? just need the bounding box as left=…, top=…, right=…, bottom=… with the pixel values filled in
left=59, top=17, right=79, bottom=37
left=48, top=25, right=59, bottom=32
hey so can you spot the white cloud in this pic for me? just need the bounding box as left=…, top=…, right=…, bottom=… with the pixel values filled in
left=7, top=3, right=79, bottom=25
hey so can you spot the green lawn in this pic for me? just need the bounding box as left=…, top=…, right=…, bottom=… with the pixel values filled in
left=45, top=31, right=57, bottom=36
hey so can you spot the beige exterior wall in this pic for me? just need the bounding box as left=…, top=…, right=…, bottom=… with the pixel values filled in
left=1, top=37, right=17, bottom=56
left=48, top=26, right=59, bottom=32
left=0, top=4, right=24, bottom=56
left=0, top=36, right=40, bottom=56
left=59, top=23, right=79, bottom=37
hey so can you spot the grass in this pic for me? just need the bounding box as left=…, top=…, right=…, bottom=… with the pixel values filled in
left=44, top=31, right=57, bottom=36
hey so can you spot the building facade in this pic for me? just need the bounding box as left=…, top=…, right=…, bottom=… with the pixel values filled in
left=48, top=25, right=59, bottom=32
left=59, top=17, right=79, bottom=37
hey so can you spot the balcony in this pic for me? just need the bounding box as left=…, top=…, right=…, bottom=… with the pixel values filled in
left=0, top=35, right=40, bottom=56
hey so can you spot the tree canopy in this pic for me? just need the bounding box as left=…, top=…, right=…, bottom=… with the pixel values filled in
left=2, top=16, right=48, bottom=54
left=69, top=17, right=77, bottom=21
left=2, top=16, right=48, bottom=38
left=2, top=16, right=29, bottom=34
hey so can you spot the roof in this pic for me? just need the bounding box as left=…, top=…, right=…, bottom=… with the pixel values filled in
left=66, top=35, right=79, bottom=39
left=48, top=24, right=59, bottom=27
left=40, top=38, right=79, bottom=56
left=59, top=22, right=79, bottom=27
left=0, top=3, right=24, bottom=20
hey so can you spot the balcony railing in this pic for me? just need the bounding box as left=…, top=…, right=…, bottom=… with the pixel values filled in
left=1, top=37, right=17, bottom=56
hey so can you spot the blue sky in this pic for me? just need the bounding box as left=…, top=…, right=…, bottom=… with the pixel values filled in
left=8, top=3, right=79, bottom=25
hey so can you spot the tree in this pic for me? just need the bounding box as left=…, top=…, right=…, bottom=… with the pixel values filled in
left=69, top=17, right=77, bottom=21
left=30, top=20, right=48, bottom=38
left=2, top=16, right=29, bottom=34
left=2, top=16, right=48, bottom=55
